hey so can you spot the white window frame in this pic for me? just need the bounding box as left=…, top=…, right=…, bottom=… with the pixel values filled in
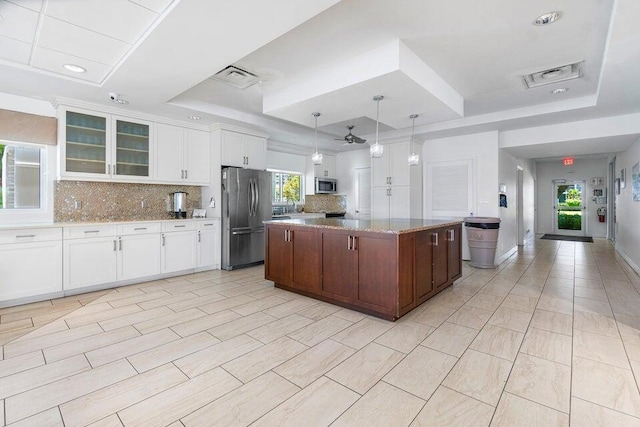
left=269, top=169, right=304, bottom=206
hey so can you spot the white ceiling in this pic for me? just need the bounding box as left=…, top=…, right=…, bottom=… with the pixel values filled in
left=1, top=0, right=639, bottom=160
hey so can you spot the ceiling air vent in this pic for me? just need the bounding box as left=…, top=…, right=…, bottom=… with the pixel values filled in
left=521, top=61, right=583, bottom=89
left=210, top=65, right=260, bottom=89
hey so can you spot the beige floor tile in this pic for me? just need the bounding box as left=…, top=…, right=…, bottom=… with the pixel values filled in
left=573, top=310, right=620, bottom=338
left=517, top=276, right=547, bottom=287
left=571, top=397, right=640, bottom=427
left=542, top=286, right=574, bottom=300
left=465, top=292, right=504, bottom=311
left=491, top=392, right=569, bottom=426
left=85, top=328, right=179, bottom=367
left=530, top=309, right=572, bottom=336
left=1, top=301, right=81, bottom=324
left=287, top=315, right=353, bottom=347
left=117, top=367, right=241, bottom=427
left=274, top=339, right=354, bottom=387
left=448, top=305, right=493, bottom=330
left=421, top=321, right=478, bottom=357
left=87, top=414, right=124, bottom=427
left=166, top=292, right=226, bottom=312
left=218, top=282, right=267, bottom=298
left=0, top=300, right=52, bottom=317
left=31, top=308, right=79, bottom=327
left=208, top=311, right=277, bottom=340
left=469, top=325, right=524, bottom=361
left=222, top=336, right=308, bottom=383
left=0, top=354, right=90, bottom=400
left=0, top=319, right=32, bottom=335
left=404, top=303, right=456, bottom=327
left=520, top=327, right=572, bottom=366
left=8, top=407, right=64, bottom=427
left=174, top=334, right=263, bottom=378
left=230, top=295, right=288, bottom=316
left=443, top=349, right=512, bottom=406
left=331, top=317, right=394, bottom=350
left=575, top=277, right=604, bottom=288
left=334, top=381, right=425, bottom=427
left=575, top=286, right=609, bottom=301
left=44, top=326, right=140, bottom=363
left=481, top=281, right=515, bottom=297
left=133, top=307, right=207, bottom=335
left=0, top=401, right=3, bottom=426
left=135, top=291, right=200, bottom=311
left=128, top=331, right=220, bottom=373
left=536, top=295, right=573, bottom=315
left=3, top=323, right=103, bottom=359
left=261, top=297, right=319, bottom=318
left=5, top=359, right=137, bottom=424
left=295, top=302, right=342, bottom=321
left=196, top=294, right=256, bottom=314
left=384, top=345, right=457, bottom=400
left=573, top=329, right=630, bottom=368
left=0, top=351, right=44, bottom=379
left=252, top=376, right=360, bottom=427
left=169, top=310, right=241, bottom=337
left=107, top=290, right=171, bottom=308
left=374, top=320, right=434, bottom=353
left=10, top=320, right=70, bottom=344
left=182, top=371, right=299, bottom=426
left=501, top=294, right=538, bottom=313
left=98, top=307, right=174, bottom=332
left=327, top=342, right=405, bottom=394
left=505, top=353, right=571, bottom=413
left=574, top=297, right=614, bottom=317
left=247, top=313, right=314, bottom=344
left=487, top=307, right=533, bottom=333
left=410, top=386, right=493, bottom=427
left=64, top=305, right=142, bottom=329
left=572, top=356, right=640, bottom=417
left=60, top=363, right=187, bottom=426
left=430, top=289, right=472, bottom=309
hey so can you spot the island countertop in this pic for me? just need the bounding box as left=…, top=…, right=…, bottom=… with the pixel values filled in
left=264, top=217, right=463, bottom=234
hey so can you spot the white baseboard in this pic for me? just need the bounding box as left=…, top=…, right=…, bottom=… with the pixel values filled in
left=496, top=246, right=518, bottom=266
left=615, top=246, right=640, bottom=278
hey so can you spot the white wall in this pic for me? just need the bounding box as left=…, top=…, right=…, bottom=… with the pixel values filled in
left=614, top=137, right=640, bottom=273
left=267, top=150, right=306, bottom=173
left=499, top=150, right=518, bottom=259
left=335, top=149, right=370, bottom=218
left=535, top=157, right=608, bottom=238
left=521, top=159, right=536, bottom=242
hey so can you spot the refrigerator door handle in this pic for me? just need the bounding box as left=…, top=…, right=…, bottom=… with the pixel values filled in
left=249, top=179, right=254, bottom=217
left=254, top=179, right=259, bottom=216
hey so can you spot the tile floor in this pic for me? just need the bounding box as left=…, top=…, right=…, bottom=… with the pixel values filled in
left=1, top=237, right=640, bottom=426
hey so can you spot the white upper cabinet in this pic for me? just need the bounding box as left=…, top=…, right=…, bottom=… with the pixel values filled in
left=155, top=124, right=210, bottom=185
left=371, top=141, right=410, bottom=188
left=59, top=108, right=153, bottom=181
left=220, top=129, right=267, bottom=170
left=314, top=154, right=336, bottom=178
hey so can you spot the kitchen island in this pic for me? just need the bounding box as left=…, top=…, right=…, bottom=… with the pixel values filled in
left=265, top=218, right=463, bottom=321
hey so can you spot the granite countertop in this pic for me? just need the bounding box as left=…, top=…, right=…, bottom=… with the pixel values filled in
left=264, top=217, right=464, bottom=234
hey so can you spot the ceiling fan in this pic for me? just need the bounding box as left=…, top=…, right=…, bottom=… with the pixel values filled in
left=335, top=125, right=366, bottom=144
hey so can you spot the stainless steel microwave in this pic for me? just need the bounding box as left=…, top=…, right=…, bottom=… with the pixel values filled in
left=315, top=177, right=337, bottom=194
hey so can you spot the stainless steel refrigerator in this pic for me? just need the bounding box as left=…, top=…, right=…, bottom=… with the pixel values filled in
left=221, top=167, right=272, bottom=270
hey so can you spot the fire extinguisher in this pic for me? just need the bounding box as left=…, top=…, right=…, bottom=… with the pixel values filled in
left=597, top=207, right=606, bottom=223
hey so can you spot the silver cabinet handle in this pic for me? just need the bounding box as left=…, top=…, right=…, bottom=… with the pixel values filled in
left=389, top=177, right=392, bottom=185
left=174, top=225, right=186, bottom=228
left=185, top=170, right=188, bottom=179
left=118, top=237, right=122, bottom=251
left=181, top=170, right=184, bottom=179
left=284, top=230, right=288, bottom=241
left=433, top=232, right=439, bottom=246
left=347, top=236, right=352, bottom=250
left=352, top=236, right=357, bottom=251
left=324, top=170, right=328, bottom=177
left=162, top=234, right=165, bottom=246
left=113, top=240, right=117, bottom=251
left=198, top=231, right=201, bottom=242
left=84, top=230, right=100, bottom=234
left=288, top=230, right=293, bottom=242
left=448, top=229, right=455, bottom=241
left=16, top=234, right=36, bottom=238
left=134, top=227, right=147, bottom=231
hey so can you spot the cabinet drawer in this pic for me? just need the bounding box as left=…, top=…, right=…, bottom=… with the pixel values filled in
left=162, top=221, right=196, bottom=232
left=196, top=220, right=218, bottom=230
left=118, top=222, right=161, bottom=235
left=64, top=225, right=117, bottom=239
left=0, top=227, right=62, bottom=245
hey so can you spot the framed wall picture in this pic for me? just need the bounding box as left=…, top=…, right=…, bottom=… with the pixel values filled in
left=633, top=162, right=640, bottom=202
left=615, top=178, right=621, bottom=195
left=621, top=168, right=626, bottom=189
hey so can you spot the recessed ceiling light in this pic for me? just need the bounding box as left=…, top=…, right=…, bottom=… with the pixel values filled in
left=188, top=115, right=201, bottom=120
left=534, top=11, right=561, bottom=26
left=63, top=64, right=86, bottom=73
left=551, top=88, right=568, bottom=94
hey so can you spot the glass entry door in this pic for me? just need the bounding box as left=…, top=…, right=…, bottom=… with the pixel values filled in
left=554, top=181, right=585, bottom=236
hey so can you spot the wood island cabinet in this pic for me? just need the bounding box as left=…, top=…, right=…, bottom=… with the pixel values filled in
left=266, top=221, right=463, bottom=321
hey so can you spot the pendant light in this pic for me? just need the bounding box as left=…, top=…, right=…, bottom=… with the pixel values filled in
left=370, top=95, right=384, bottom=158
left=408, top=114, right=420, bottom=166
left=311, top=112, right=323, bottom=165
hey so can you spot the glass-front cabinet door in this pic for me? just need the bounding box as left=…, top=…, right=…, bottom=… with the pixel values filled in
left=114, top=119, right=150, bottom=178
left=64, top=111, right=108, bottom=175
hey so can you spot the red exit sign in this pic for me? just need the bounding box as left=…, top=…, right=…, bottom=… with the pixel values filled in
left=563, top=157, right=574, bottom=166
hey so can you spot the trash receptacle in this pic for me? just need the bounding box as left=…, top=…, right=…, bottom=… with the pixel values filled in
left=464, top=217, right=501, bottom=269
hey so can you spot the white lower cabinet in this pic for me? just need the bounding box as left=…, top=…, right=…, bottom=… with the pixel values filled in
left=64, top=236, right=118, bottom=290
left=0, top=228, right=63, bottom=303
left=118, top=233, right=161, bottom=281
left=196, top=219, right=220, bottom=269
left=161, top=221, right=197, bottom=274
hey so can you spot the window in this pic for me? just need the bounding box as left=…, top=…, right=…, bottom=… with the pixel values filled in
left=0, top=143, right=41, bottom=209
left=271, top=171, right=302, bottom=204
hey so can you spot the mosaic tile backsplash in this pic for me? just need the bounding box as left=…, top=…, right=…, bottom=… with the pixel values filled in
left=304, top=194, right=347, bottom=213
left=55, top=181, right=202, bottom=222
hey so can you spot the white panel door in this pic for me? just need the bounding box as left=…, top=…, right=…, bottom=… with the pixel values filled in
left=155, top=123, right=184, bottom=182
left=354, top=167, right=371, bottom=219
left=371, top=187, right=390, bottom=219
left=389, top=185, right=411, bottom=219
left=221, top=130, right=247, bottom=168
left=64, top=237, right=117, bottom=290
left=184, top=129, right=211, bottom=184
left=118, top=233, right=161, bottom=281
left=161, top=231, right=197, bottom=273
left=1, top=241, right=63, bottom=301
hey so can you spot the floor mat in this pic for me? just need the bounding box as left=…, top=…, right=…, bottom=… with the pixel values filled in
left=540, top=234, right=594, bottom=242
